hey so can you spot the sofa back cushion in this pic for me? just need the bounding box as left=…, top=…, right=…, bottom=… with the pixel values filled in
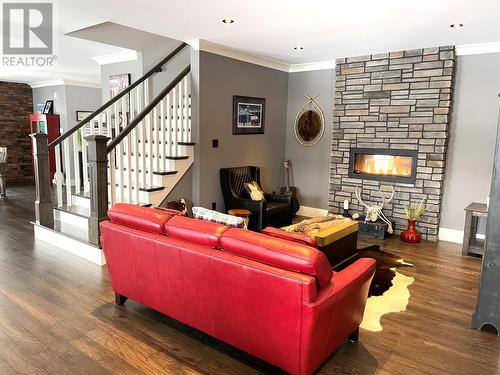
left=261, top=227, right=318, bottom=248
left=164, top=215, right=229, bottom=247
left=108, top=203, right=177, bottom=234
left=220, top=228, right=332, bottom=287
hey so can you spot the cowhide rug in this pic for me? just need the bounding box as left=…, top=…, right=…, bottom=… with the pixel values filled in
left=358, top=245, right=414, bottom=332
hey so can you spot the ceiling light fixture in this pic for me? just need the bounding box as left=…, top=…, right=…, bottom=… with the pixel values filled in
left=450, top=23, right=464, bottom=28
left=294, top=46, right=304, bottom=51
left=222, top=18, right=234, bottom=24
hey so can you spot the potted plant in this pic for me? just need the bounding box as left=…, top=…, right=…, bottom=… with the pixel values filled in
left=401, top=199, right=428, bottom=243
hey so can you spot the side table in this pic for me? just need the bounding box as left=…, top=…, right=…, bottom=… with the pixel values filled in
left=228, top=208, right=251, bottom=229
left=462, top=202, right=488, bottom=256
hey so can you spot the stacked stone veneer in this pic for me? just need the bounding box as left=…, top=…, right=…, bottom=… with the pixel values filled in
left=329, top=46, right=456, bottom=241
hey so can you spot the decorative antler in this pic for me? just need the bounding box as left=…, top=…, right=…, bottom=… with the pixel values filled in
left=355, top=186, right=369, bottom=208
left=378, top=186, right=395, bottom=208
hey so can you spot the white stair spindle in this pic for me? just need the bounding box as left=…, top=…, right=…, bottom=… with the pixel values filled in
left=106, top=109, right=116, bottom=206
left=113, top=102, right=124, bottom=202
left=172, top=85, right=178, bottom=157
left=72, top=132, right=81, bottom=193
left=154, top=105, right=160, bottom=171
left=160, top=99, right=166, bottom=171
left=82, top=135, right=89, bottom=193
left=63, top=140, right=72, bottom=206
left=147, top=111, right=154, bottom=187
left=166, top=92, right=172, bottom=157
left=187, top=73, right=192, bottom=142
left=120, top=96, right=131, bottom=202
left=134, top=88, right=141, bottom=203
left=54, top=144, right=63, bottom=207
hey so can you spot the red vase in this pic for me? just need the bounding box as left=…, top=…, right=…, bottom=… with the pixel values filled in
left=400, top=220, right=422, bottom=243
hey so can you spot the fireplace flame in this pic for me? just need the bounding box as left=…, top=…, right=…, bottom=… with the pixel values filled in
left=357, top=154, right=412, bottom=178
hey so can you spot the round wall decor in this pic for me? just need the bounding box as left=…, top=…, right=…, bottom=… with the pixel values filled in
left=294, top=94, right=325, bottom=147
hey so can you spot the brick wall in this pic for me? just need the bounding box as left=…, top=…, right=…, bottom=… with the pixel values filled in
left=329, top=46, right=456, bottom=241
left=0, top=82, right=34, bottom=184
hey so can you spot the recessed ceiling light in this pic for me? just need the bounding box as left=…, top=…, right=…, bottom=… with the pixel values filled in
left=450, top=23, right=464, bottom=28
left=294, top=46, right=304, bottom=51
left=222, top=19, right=234, bottom=24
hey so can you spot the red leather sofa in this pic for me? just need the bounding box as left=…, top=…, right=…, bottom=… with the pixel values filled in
left=100, top=204, right=376, bottom=375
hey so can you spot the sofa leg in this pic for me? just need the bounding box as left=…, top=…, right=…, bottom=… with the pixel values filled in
left=348, top=328, right=359, bottom=343
left=115, top=293, right=128, bottom=306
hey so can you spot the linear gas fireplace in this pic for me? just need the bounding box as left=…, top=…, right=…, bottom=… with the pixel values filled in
left=348, top=148, right=417, bottom=184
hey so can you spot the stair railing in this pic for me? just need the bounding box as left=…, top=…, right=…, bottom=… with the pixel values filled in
left=31, top=43, right=189, bottom=238
left=86, top=66, right=191, bottom=245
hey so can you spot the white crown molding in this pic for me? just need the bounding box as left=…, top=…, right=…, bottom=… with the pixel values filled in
left=289, top=60, right=335, bottom=73
left=91, top=50, right=139, bottom=66
left=188, top=39, right=290, bottom=72
left=29, top=79, right=101, bottom=89
left=456, top=42, right=500, bottom=56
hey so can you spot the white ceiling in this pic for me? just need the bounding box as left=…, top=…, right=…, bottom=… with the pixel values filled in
left=1, top=0, right=499, bottom=85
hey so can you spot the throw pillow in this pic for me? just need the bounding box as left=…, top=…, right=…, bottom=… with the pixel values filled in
left=244, top=181, right=265, bottom=201
left=192, top=206, right=244, bottom=228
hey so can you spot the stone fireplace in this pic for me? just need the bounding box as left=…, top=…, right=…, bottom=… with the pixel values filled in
left=329, top=46, right=456, bottom=241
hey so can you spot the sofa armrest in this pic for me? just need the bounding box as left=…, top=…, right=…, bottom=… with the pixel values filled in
left=299, top=258, right=375, bottom=375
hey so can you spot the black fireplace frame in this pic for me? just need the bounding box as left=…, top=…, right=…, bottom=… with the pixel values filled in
left=348, top=148, right=418, bottom=184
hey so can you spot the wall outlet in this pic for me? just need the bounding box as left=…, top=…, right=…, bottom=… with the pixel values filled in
left=211, top=202, right=216, bottom=210
left=212, top=139, right=219, bottom=148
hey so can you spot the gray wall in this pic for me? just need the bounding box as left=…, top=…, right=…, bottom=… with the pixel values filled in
left=193, top=51, right=288, bottom=210
left=285, top=69, right=335, bottom=209
left=100, top=60, right=142, bottom=103
left=32, top=85, right=67, bottom=130
left=441, top=53, right=500, bottom=232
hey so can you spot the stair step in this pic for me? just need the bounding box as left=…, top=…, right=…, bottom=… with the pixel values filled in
left=114, top=167, right=178, bottom=175
left=122, top=153, right=189, bottom=160
left=153, top=170, right=178, bottom=176
left=178, top=142, right=195, bottom=146
left=166, top=156, right=189, bottom=160
left=54, top=204, right=90, bottom=219
left=139, top=185, right=165, bottom=193
left=108, top=183, right=165, bottom=193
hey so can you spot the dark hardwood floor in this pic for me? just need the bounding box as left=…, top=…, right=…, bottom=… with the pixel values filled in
left=1, top=186, right=499, bottom=374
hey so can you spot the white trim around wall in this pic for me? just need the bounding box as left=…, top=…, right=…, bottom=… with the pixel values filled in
left=91, top=50, right=139, bottom=66
left=188, top=39, right=500, bottom=73
left=188, top=39, right=291, bottom=72
left=29, top=79, right=101, bottom=89
left=438, top=227, right=486, bottom=244
left=455, top=42, right=500, bottom=56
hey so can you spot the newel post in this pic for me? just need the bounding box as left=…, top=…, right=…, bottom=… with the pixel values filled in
left=30, top=132, right=54, bottom=228
left=85, top=135, right=110, bottom=247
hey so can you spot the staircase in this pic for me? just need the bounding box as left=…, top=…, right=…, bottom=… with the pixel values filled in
left=31, top=43, right=193, bottom=265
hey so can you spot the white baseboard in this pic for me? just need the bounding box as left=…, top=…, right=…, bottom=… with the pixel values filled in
left=297, top=205, right=329, bottom=217
left=438, top=227, right=485, bottom=244
left=34, top=224, right=106, bottom=265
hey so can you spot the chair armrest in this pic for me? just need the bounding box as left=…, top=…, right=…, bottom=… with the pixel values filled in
left=265, top=193, right=292, bottom=204
left=230, top=197, right=266, bottom=213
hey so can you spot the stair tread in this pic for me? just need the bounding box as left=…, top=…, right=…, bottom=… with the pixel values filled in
left=178, top=142, right=195, bottom=146
left=54, top=204, right=90, bottom=218
left=153, top=170, right=178, bottom=175
left=121, top=153, right=189, bottom=160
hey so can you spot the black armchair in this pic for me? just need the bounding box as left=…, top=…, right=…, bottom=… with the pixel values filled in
left=220, top=166, right=293, bottom=231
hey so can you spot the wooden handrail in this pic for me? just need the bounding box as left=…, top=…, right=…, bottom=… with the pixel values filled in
left=106, top=65, right=191, bottom=154
left=48, top=42, right=188, bottom=149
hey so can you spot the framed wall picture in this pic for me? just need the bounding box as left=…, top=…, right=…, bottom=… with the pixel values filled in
left=232, top=96, right=265, bottom=135
left=42, top=100, right=54, bottom=115
left=76, top=111, right=93, bottom=122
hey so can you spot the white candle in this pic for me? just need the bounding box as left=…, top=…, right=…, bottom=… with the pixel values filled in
left=343, top=199, right=349, bottom=210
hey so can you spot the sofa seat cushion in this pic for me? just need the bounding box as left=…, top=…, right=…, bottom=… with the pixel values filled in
left=164, top=215, right=229, bottom=247
left=220, top=228, right=332, bottom=287
left=262, top=227, right=318, bottom=248
left=266, top=201, right=290, bottom=218
left=108, top=203, right=177, bottom=234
